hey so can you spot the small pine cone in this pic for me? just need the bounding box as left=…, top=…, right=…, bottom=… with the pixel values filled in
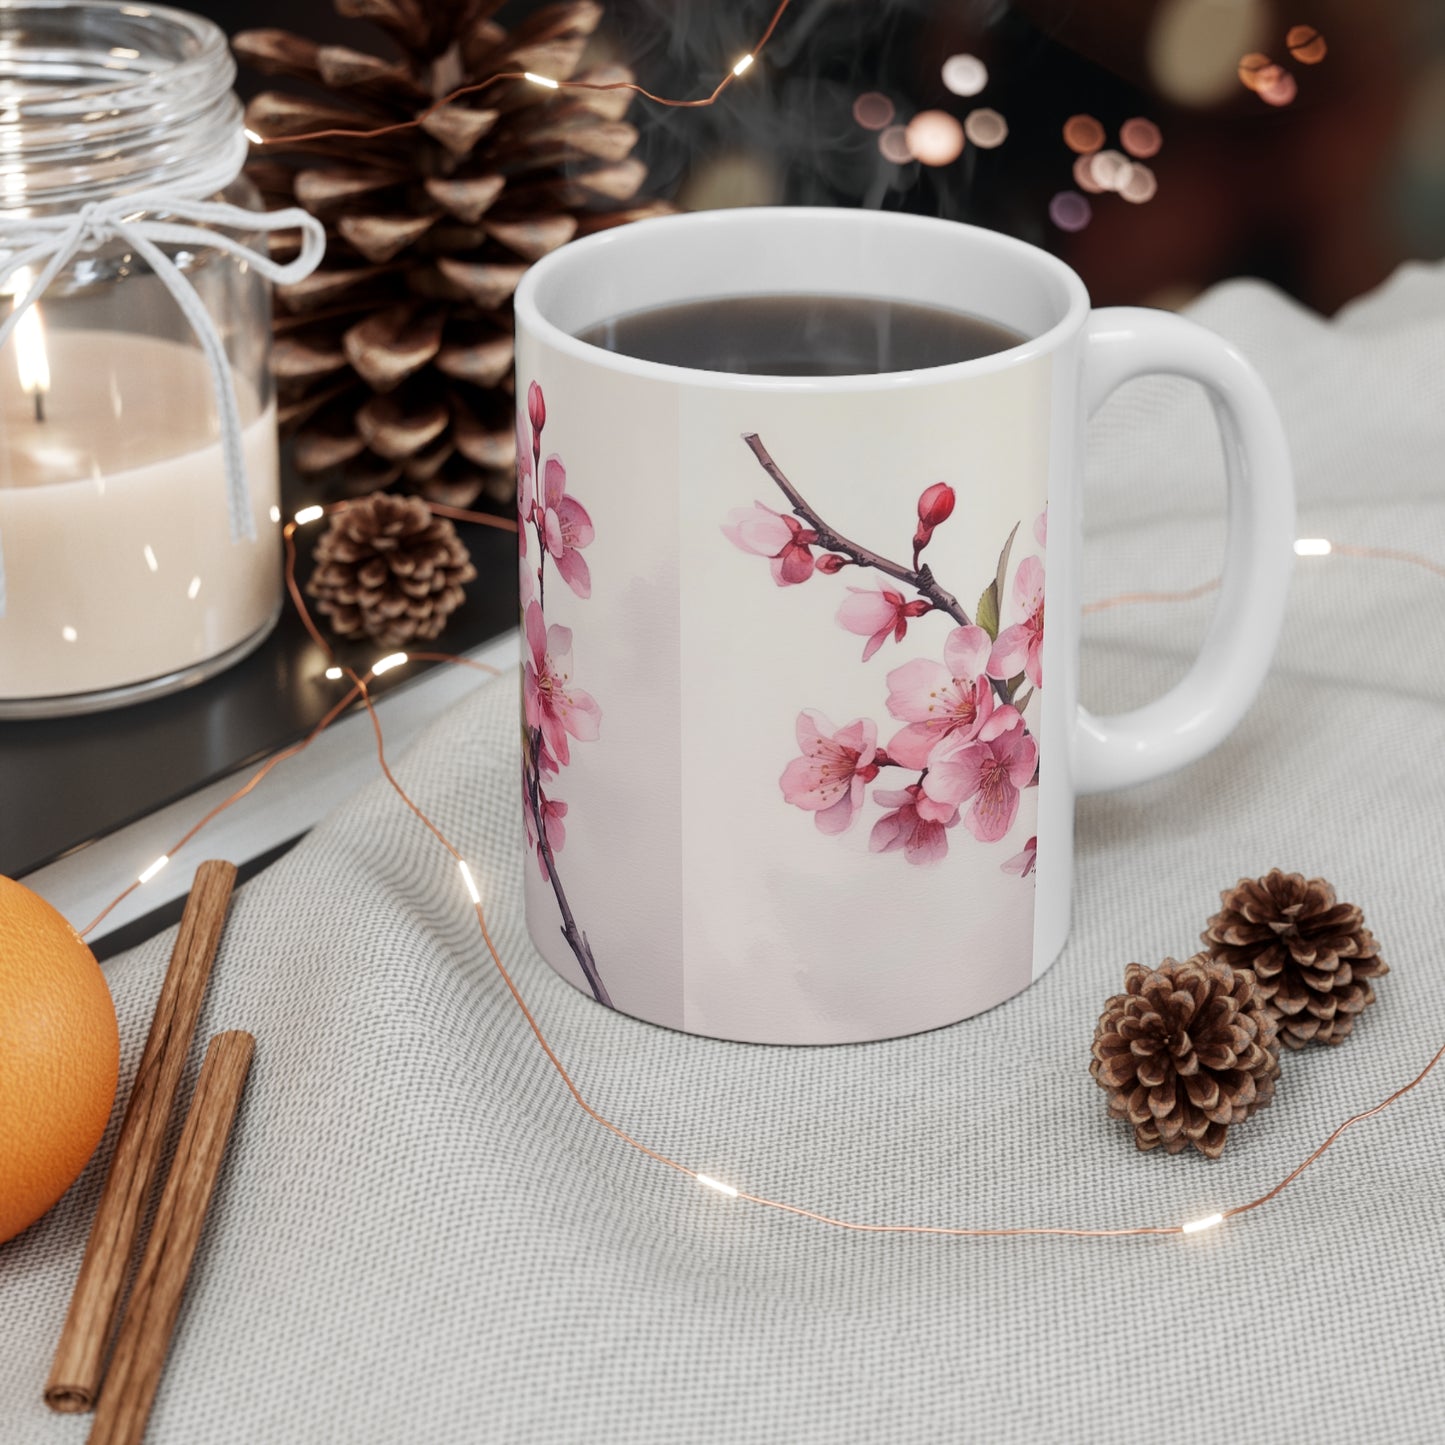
left=307, top=492, right=476, bottom=647
left=1201, top=870, right=1388, bottom=1049
left=1091, top=956, right=1281, bottom=1159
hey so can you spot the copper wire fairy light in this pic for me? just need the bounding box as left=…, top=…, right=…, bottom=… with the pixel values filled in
left=75, top=494, right=1445, bottom=1244
left=247, top=0, right=797, bottom=147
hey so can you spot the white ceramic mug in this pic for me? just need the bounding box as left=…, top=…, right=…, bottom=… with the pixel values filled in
left=512, top=208, right=1293, bottom=1045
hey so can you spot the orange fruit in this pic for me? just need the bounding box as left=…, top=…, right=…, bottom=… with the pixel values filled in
left=0, top=876, right=119, bottom=1245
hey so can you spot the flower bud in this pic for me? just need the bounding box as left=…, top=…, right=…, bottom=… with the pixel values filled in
left=815, top=552, right=849, bottom=574
left=917, top=482, right=955, bottom=528
left=527, top=381, right=546, bottom=436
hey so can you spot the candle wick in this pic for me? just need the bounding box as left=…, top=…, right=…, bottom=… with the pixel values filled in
left=33, top=390, right=45, bottom=424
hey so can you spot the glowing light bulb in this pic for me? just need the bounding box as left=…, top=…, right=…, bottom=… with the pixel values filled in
left=459, top=860, right=482, bottom=904
left=963, top=107, right=1008, bottom=149
left=732, top=53, right=754, bottom=76
left=243, top=127, right=264, bottom=145
left=851, top=92, right=895, bottom=131
left=1049, top=191, right=1093, bottom=233
left=524, top=71, right=559, bottom=89
left=372, top=651, right=408, bottom=676
left=137, top=855, right=170, bottom=885
left=324, top=665, right=343, bottom=680
left=1181, top=1212, right=1224, bottom=1235
left=696, top=1174, right=740, bottom=1198
left=1294, top=538, right=1332, bottom=556
left=1287, top=24, right=1327, bottom=64
left=941, top=54, right=988, bottom=97
left=905, top=110, right=965, bottom=167
left=294, top=505, right=324, bottom=525
left=269, top=505, right=282, bottom=524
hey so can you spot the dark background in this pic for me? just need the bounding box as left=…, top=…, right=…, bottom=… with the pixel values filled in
left=203, top=0, right=1445, bottom=316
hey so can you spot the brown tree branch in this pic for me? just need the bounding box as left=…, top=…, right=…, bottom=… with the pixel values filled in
left=741, top=433, right=1012, bottom=703
left=525, top=726, right=612, bottom=1009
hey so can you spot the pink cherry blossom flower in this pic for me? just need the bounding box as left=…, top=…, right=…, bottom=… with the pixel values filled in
left=882, top=624, right=996, bottom=769
left=522, top=601, right=600, bottom=768
left=527, top=380, right=546, bottom=438
left=540, top=455, right=595, bottom=599
left=988, top=554, right=1044, bottom=690
left=1002, top=836, right=1037, bottom=877
left=779, top=710, right=880, bottom=834
left=1033, top=505, right=1047, bottom=549
left=869, top=784, right=958, bottom=865
left=722, top=501, right=818, bottom=585
left=837, top=587, right=930, bottom=661
left=922, top=706, right=1038, bottom=843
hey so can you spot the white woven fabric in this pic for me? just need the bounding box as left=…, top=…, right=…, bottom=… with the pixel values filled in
left=3, top=264, right=1443, bottom=1444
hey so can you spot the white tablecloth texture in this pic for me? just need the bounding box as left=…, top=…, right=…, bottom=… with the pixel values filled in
left=3, top=263, right=1444, bottom=1445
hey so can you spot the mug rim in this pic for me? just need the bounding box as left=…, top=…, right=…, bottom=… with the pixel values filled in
left=515, top=207, right=1092, bottom=393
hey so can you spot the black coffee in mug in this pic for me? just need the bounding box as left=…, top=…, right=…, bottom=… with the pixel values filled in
left=575, top=293, right=1025, bottom=376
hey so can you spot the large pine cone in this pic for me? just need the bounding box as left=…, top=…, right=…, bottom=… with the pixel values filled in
left=1091, top=956, right=1281, bottom=1159
left=235, top=0, right=668, bottom=508
left=1201, top=869, right=1388, bottom=1049
left=307, top=492, right=476, bottom=646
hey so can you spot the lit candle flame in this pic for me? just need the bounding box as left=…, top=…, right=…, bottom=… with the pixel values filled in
left=7, top=267, right=50, bottom=422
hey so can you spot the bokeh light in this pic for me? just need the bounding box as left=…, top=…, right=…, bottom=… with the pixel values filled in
left=1286, top=24, right=1327, bottom=64
left=1073, top=153, right=1104, bottom=194
left=1237, top=52, right=1273, bottom=91
left=1049, top=191, right=1092, bottom=232
left=1088, top=148, right=1132, bottom=192
left=878, top=125, right=913, bottom=163
left=941, top=54, right=988, bottom=97
left=1149, top=0, right=1269, bottom=107
left=1257, top=65, right=1298, bottom=106
left=852, top=92, right=895, bottom=131
left=963, top=107, right=1008, bottom=149
left=1063, top=114, right=1106, bottom=154
left=1119, top=164, right=1159, bottom=204
left=905, top=109, right=965, bottom=166
left=1119, top=118, right=1163, bottom=159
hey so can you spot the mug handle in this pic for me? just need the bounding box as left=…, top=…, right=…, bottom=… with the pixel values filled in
left=1075, top=307, right=1295, bottom=795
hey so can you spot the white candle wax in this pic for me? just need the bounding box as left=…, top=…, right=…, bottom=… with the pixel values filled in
left=0, top=329, right=281, bottom=702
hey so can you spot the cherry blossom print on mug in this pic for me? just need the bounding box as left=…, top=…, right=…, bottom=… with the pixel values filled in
left=518, top=381, right=611, bottom=1005
left=725, top=433, right=1045, bottom=874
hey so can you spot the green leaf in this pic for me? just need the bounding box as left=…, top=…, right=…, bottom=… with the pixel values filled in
left=976, top=582, right=999, bottom=640
left=993, top=521, right=1020, bottom=621
left=1013, top=685, right=1033, bottom=714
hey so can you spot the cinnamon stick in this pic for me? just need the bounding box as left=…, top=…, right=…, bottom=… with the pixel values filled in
left=87, top=1032, right=255, bottom=1445
left=46, top=860, right=238, bottom=1413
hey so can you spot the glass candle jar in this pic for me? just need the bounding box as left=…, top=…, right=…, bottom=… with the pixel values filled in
left=0, top=1, right=288, bottom=716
